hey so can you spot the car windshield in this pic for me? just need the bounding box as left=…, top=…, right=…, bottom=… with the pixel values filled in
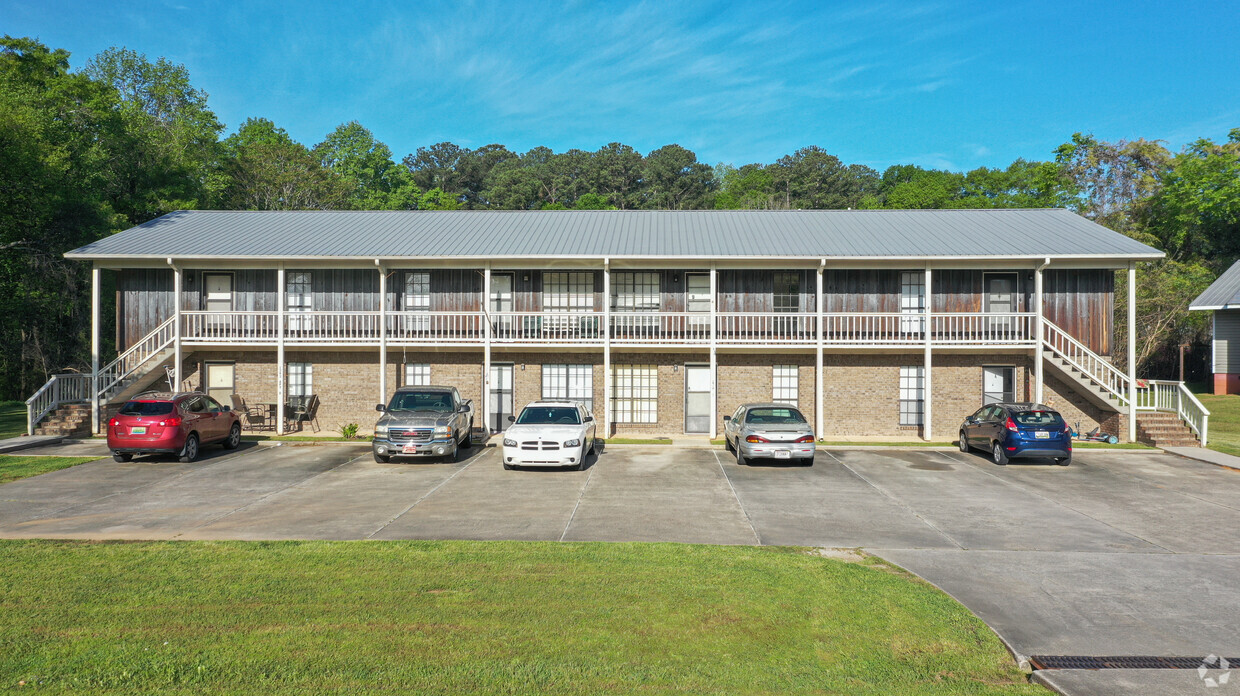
left=516, top=407, right=580, bottom=425
left=745, top=408, right=807, bottom=425
left=1013, top=410, right=1065, bottom=427
left=387, top=392, right=453, bottom=412
left=119, top=401, right=174, bottom=416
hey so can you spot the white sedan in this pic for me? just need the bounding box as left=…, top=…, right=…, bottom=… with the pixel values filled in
left=502, top=400, right=598, bottom=470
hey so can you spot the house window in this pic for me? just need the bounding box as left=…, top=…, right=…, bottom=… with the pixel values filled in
left=544, top=272, right=594, bottom=313
left=542, top=364, right=593, bottom=412
left=900, top=271, right=926, bottom=333
left=287, top=272, right=312, bottom=330
left=983, top=366, right=1015, bottom=404
left=773, top=365, right=798, bottom=405
left=288, top=362, right=313, bottom=398
left=405, top=363, right=430, bottom=386
left=899, top=366, right=924, bottom=426
left=773, top=272, right=800, bottom=313
left=611, top=272, right=660, bottom=312
left=611, top=365, right=657, bottom=423
left=403, top=272, right=431, bottom=332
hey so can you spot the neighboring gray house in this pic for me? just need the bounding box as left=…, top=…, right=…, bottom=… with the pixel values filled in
left=1190, top=260, right=1240, bottom=394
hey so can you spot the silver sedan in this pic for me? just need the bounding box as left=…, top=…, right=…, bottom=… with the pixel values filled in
left=723, top=402, right=815, bottom=466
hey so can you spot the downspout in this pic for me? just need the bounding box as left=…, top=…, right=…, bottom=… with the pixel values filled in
left=1034, top=257, right=1050, bottom=404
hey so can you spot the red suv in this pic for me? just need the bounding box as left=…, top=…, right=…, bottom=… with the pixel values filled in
left=107, top=392, right=241, bottom=463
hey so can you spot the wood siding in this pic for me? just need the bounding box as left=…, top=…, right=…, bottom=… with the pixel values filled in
left=1044, top=269, right=1113, bottom=356
left=1214, top=310, right=1240, bottom=373
left=933, top=270, right=1032, bottom=313
left=385, top=269, right=483, bottom=312
left=823, top=269, right=898, bottom=312
left=180, top=269, right=278, bottom=312
left=718, top=269, right=816, bottom=312
left=118, top=269, right=174, bottom=352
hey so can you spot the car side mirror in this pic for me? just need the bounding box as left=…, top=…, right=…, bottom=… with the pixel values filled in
left=375, top=404, right=386, bottom=412
left=507, top=415, right=516, bottom=422
left=458, top=404, right=471, bottom=413
left=722, top=415, right=731, bottom=422
left=584, top=416, right=594, bottom=423
left=222, top=405, right=231, bottom=412
left=965, top=416, right=976, bottom=425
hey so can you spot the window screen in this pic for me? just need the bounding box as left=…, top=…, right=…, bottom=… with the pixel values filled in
left=544, top=272, right=594, bottom=312
left=899, top=366, right=924, bottom=426
left=611, top=365, right=657, bottom=423
left=611, top=272, right=660, bottom=311
left=773, top=365, right=798, bottom=405
left=983, top=366, right=1015, bottom=404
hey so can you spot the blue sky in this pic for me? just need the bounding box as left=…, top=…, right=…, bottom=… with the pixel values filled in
left=6, top=0, right=1238, bottom=172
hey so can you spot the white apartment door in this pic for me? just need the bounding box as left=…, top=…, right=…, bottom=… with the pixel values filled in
left=204, top=362, right=235, bottom=408
left=491, top=273, right=513, bottom=337
left=203, top=273, right=233, bottom=334
left=488, top=363, right=514, bottom=433
left=287, top=271, right=312, bottom=331
left=686, top=273, right=711, bottom=338
left=684, top=364, right=711, bottom=433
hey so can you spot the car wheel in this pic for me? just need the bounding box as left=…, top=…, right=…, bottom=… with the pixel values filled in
left=112, top=453, right=133, bottom=463
left=588, top=436, right=597, bottom=456
left=576, top=444, right=588, bottom=470
left=223, top=423, right=241, bottom=449
left=736, top=444, right=748, bottom=466
left=179, top=433, right=200, bottom=463
left=1056, top=454, right=1072, bottom=466
left=958, top=432, right=970, bottom=453
left=991, top=442, right=1008, bottom=466
left=458, top=426, right=471, bottom=450
left=374, top=452, right=390, bottom=463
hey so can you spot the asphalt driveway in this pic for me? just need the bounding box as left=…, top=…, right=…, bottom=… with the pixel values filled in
left=3, top=441, right=1238, bottom=694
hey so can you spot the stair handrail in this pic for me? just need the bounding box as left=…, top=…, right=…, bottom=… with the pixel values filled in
left=1136, top=380, right=1210, bottom=446
left=1041, top=319, right=1129, bottom=405
left=25, top=373, right=91, bottom=436
left=97, top=316, right=177, bottom=399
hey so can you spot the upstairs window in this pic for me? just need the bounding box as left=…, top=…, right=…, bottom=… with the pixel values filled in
left=773, top=272, right=800, bottom=313
left=611, top=272, right=660, bottom=312
left=544, top=272, right=594, bottom=313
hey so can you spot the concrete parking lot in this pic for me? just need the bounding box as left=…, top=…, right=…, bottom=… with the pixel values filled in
left=2, top=442, right=1238, bottom=694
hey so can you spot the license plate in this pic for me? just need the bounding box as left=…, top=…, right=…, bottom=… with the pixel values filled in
left=774, top=450, right=791, bottom=459
left=131, top=426, right=146, bottom=435
left=1034, top=431, right=1049, bottom=439
left=402, top=444, right=418, bottom=454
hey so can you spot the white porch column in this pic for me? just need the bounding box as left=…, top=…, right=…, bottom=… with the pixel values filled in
left=815, top=260, right=824, bottom=439
left=377, top=261, right=387, bottom=406
left=1128, top=262, right=1137, bottom=442
left=90, top=265, right=101, bottom=434
left=923, top=265, right=933, bottom=441
left=483, top=263, right=492, bottom=433
left=277, top=264, right=286, bottom=435
left=602, top=259, right=611, bottom=437
left=1034, top=259, right=1047, bottom=403
left=709, top=263, right=718, bottom=439
left=171, top=260, right=182, bottom=390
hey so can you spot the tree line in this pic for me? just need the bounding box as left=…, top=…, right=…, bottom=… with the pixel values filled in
left=1, top=36, right=1237, bottom=399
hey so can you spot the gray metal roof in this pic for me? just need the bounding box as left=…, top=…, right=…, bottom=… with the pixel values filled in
left=1190, top=260, right=1240, bottom=310
left=65, top=208, right=1164, bottom=261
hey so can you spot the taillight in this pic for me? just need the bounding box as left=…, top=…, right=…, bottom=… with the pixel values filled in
left=158, top=416, right=182, bottom=427
left=108, top=418, right=119, bottom=428
left=745, top=435, right=770, bottom=443
left=1004, top=417, right=1018, bottom=432
left=794, top=435, right=814, bottom=443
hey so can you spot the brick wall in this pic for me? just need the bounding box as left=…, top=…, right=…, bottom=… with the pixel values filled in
left=716, top=353, right=816, bottom=436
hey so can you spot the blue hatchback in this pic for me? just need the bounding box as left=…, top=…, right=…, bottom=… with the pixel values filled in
left=958, top=402, right=1072, bottom=466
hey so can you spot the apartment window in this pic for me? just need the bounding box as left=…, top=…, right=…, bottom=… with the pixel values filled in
left=542, top=364, right=593, bottom=412
left=773, top=272, right=801, bottom=312
left=405, top=363, right=430, bottom=386
left=544, top=272, right=594, bottom=312
left=403, top=272, right=431, bottom=332
left=287, top=272, right=312, bottom=330
left=899, top=366, right=924, bottom=426
left=611, top=365, right=657, bottom=423
left=983, top=366, right=1015, bottom=404
left=773, top=365, right=798, bottom=406
left=288, top=362, right=313, bottom=398
left=611, top=272, right=660, bottom=311
left=900, top=271, right=926, bottom=334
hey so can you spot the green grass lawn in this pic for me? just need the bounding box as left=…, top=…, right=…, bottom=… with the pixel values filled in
left=0, top=540, right=1040, bottom=695
left=1193, top=391, right=1240, bottom=457
left=0, top=455, right=99, bottom=484
left=0, top=400, right=26, bottom=440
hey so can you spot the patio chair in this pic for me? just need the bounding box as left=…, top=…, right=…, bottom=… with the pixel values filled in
left=230, top=393, right=270, bottom=431
left=288, top=394, right=321, bottom=433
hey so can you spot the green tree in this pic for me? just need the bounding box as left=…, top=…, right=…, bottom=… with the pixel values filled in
left=1055, top=132, right=1171, bottom=237
left=220, top=118, right=351, bottom=210
left=768, top=146, right=877, bottom=209
left=714, top=163, right=776, bottom=209
left=574, top=192, right=617, bottom=210
left=313, top=121, right=419, bottom=209
left=642, top=144, right=714, bottom=209
left=588, top=142, right=644, bottom=209
left=1142, top=131, right=1240, bottom=262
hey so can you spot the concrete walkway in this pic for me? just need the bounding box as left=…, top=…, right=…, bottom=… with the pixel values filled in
left=1162, top=444, right=1240, bottom=470
left=0, top=435, right=63, bottom=454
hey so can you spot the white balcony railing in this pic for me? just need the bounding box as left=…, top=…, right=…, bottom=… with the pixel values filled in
left=177, top=310, right=1041, bottom=347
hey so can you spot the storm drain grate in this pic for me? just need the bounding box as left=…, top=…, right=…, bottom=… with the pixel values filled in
left=1030, top=655, right=1238, bottom=670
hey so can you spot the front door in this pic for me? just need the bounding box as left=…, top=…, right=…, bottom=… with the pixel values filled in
left=686, top=273, right=710, bottom=338
left=684, top=364, right=711, bottom=433
left=491, top=273, right=513, bottom=337
left=983, top=365, right=1015, bottom=404
left=488, top=363, right=514, bottom=433
left=205, top=362, right=235, bottom=410
left=203, top=273, right=233, bottom=333
left=984, top=272, right=1018, bottom=334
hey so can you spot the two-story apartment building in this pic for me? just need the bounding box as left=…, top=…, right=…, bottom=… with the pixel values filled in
left=46, top=208, right=1183, bottom=444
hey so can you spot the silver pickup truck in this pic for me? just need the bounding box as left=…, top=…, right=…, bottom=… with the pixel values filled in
left=372, top=386, right=473, bottom=462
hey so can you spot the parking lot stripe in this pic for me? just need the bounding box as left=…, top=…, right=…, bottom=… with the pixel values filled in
left=559, top=464, right=597, bottom=542
left=712, top=450, right=762, bottom=545
left=823, top=450, right=966, bottom=550
left=364, top=450, right=484, bottom=539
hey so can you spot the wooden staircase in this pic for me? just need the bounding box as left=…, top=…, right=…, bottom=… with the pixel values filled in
left=1136, top=412, right=1201, bottom=447
left=33, top=403, right=92, bottom=438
